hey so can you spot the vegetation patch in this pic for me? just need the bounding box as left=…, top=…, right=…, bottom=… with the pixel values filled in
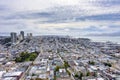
left=15, top=52, right=38, bottom=62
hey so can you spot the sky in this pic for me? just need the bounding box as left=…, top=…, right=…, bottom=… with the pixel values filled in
left=0, top=0, right=120, bottom=37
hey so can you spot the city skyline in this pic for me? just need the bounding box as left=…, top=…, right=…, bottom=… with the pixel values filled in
left=0, top=1, right=120, bottom=80
left=0, top=0, right=120, bottom=37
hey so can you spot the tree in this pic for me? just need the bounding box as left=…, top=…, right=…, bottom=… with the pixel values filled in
left=29, top=53, right=37, bottom=61
left=86, top=71, right=90, bottom=76
left=66, top=70, right=71, bottom=76
left=15, top=52, right=38, bottom=62
left=15, top=57, right=22, bottom=62
left=64, top=61, right=70, bottom=69
left=55, top=66, right=60, bottom=72
left=20, top=52, right=29, bottom=61
left=89, top=61, right=95, bottom=65
left=75, top=73, right=79, bottom=77
left=75, top=72, right=83, bottom=79
left=32, top=73, right=36, bottom=76
left=104, top=62, right=112, bottom=67
left=79, top=72, right=83, bottom=79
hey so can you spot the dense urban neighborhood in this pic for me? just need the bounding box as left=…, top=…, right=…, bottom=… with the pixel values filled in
left=0, top=31, right=120, bottom=80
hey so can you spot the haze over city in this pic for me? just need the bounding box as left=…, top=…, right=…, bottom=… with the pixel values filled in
left=0, top=0, right=120, bottom=80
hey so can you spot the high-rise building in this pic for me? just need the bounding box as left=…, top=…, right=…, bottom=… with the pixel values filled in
left=20, top=31, right=24, bottom=40
left=27, top=33, right=33, bottom=39
left=10, top=32, right=17, bottom=44
left=18, top=34, right=23, bottom=41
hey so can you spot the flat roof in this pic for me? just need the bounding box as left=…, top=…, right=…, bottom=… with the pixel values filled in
left=3, top=71, right=22, bottom=77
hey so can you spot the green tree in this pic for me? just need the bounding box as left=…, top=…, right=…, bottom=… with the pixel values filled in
left=86, top=71, right=90, bottom=76
left=29, top=53, right=37, bottom=61
left=66, top=70, right=71, bottom=76
left=15, top=57, right=22, bottom=62
left=79, top=72, right=83, bottom=79
left=104, top=62, right=112, bottom=67
left=15, top=52, right=38, bottom=62
left=55, top=66, right=60, bottom=72
left=64, top=61, right=70, bottom=69
left=89, top=61, right=95, bottom=65
left=20, top=52, right=29, bottom=61
left=75, top=73, right=79, bottom=77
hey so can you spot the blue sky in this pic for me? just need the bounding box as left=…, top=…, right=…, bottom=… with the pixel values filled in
left=0, top=0, right=120, bottom=37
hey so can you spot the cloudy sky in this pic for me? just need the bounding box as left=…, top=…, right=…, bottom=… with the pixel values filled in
left=0, top=0, right=120, bottom=37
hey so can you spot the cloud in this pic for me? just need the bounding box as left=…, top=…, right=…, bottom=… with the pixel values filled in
left=86, top=31, right=120, bottom=37
left=93, top=0, right=120, bottom=7
left=0, top=0, right=120, bottom=37
left=76, top=13, right=120, bottom=21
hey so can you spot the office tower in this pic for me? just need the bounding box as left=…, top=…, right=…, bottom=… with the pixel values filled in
left=20, top=31, right=24, bottom=40
left=18, top=34, right=23, bottom=41
left=27, top=33, right=33, bottom=39
left=10, top=32, right=17, bottom=44
left=29, top=33, right=32, bottom=38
